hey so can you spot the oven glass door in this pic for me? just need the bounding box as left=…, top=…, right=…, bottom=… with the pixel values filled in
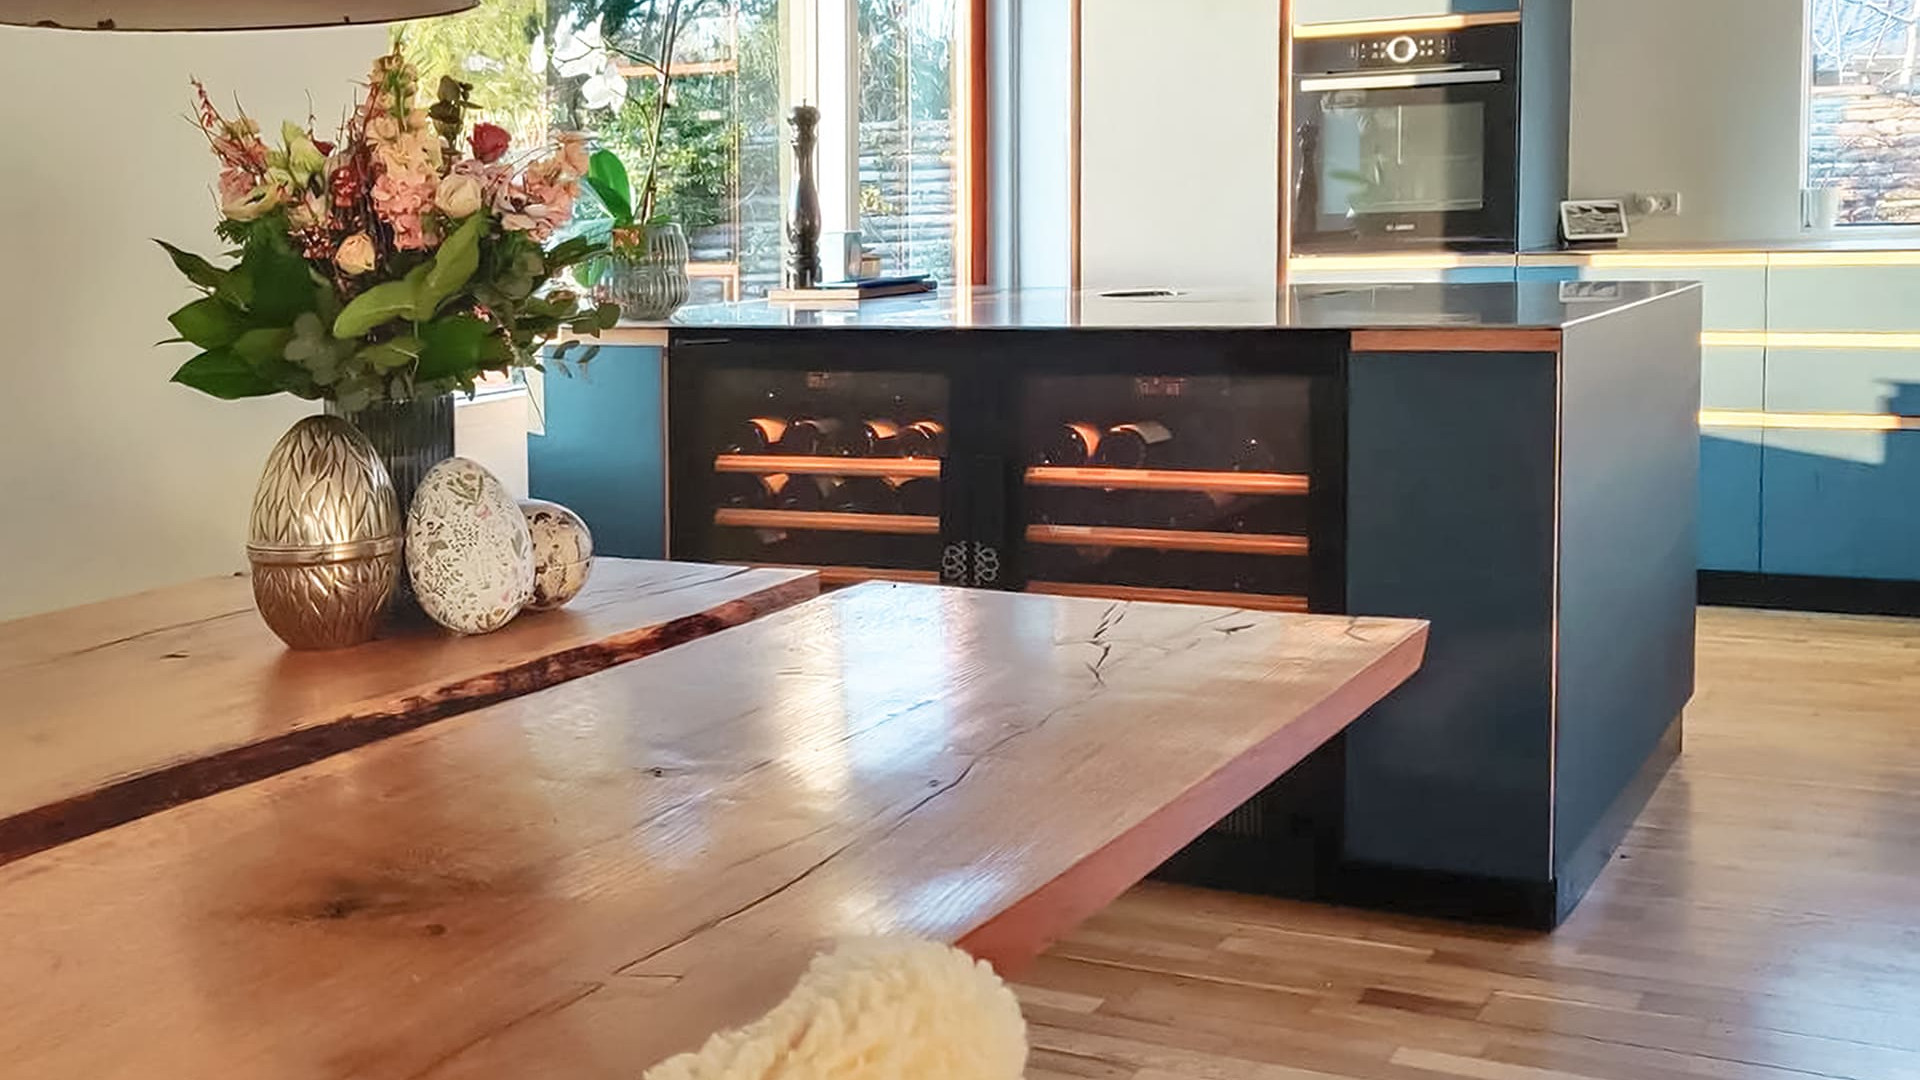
left=1294, top=71, right=1516, bottom=250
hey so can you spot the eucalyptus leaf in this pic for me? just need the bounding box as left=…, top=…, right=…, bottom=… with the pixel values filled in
left=357, top=336, right=423, bottom=373
left=232, top=327, right=293, bottom=367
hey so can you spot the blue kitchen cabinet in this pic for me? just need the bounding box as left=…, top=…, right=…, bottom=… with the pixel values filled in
left=1700, top=430, right=1762, bottom=572
left=1762, top=428, right=1920, bottom=581
left=528, top=344, right=668, bottom=559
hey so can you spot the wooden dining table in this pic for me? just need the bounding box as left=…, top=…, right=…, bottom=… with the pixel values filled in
left=0, top=581, right=1425, bottom=1079
left=0, top=558, right=817, bottom=865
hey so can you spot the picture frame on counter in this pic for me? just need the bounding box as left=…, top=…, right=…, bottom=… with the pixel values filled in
left=1560, top=199, right=1630, bottom=244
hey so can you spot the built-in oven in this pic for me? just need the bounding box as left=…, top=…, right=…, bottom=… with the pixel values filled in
left=1292, top=23, right=1519, bottom=252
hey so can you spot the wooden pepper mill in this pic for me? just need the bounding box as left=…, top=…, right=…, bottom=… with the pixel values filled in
left=786, top=104, right=822, bottom=290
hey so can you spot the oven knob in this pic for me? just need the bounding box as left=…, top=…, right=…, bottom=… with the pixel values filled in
left=1386, top=35, right=1420, bottom=64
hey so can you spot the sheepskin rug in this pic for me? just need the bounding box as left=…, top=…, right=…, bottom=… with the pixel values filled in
left=642, top=937, right=1029, bottom=1080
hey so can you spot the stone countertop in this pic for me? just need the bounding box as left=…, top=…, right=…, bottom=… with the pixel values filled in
left=630, top=282, right=1697, bottom=336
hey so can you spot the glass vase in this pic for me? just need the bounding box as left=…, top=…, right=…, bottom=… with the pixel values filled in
left=325, top=393, right=455, bottom=618
left=596, top=222, right=691, bottom=321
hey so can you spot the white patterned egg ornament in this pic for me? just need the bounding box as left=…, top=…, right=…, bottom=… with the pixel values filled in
left=406, top=458, right=535, bottom=634
left=518, top=499, right=595, bottom=611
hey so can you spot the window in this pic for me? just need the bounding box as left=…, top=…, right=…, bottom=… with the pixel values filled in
left=405, top=0, right=980, bottom=300
left=1808, top=0, right=1920, bottom=226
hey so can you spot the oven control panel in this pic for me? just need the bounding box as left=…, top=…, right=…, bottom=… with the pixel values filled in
left=1352, top=33, right=1456, bottom=67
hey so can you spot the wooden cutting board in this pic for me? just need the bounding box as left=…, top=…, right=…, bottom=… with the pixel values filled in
left=0, top=559, right=817, bottom=864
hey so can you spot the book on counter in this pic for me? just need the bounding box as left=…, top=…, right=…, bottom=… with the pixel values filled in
left=767, top=275, right=937, bottom=305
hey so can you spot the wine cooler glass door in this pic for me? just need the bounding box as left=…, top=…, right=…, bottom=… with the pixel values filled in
left=673, top=364, right=952, bottom=584
left=1019, top=371, right=1334, bottom=612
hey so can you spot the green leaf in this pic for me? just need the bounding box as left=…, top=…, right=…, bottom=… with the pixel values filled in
left=416, top=212, right=486, bottom=319
left=168, top=296, right=243, bottom=349
left=245, top=232, right=319, bottom=324
left=232, top=327, right=293, bottom=367
left=417, top=315, right=493, bottom=381
left=576, top=344, right=601, bottom=367
left=595, top=302, right=621, bottom=329
left=155, top=240, right=224, bottom=291
left=217, top=264, right=256, bottom=308
left=585, top=149, right=634, bottom=225
left=332, top=265, right=428, bottom=339
left=171, top=348, right=280, bottom=399
left=356, top=335, right=423, bottom=373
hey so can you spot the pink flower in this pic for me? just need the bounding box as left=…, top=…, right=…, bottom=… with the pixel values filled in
left=371, top=170, right=437, bottom=250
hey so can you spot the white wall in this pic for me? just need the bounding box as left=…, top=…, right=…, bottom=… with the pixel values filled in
left=1010, top=0, right=1074, bottom=288
left=0, top=24, right=385, bottom=619
left=1566, top=0, right=1806, bottom=244
left=1079, top=0, right=1280, bottom=289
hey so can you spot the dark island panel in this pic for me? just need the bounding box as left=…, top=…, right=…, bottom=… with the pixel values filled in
left=1553, top=288, right=1702, bottom=916
left=1344, top=349, right=1560, bottom=899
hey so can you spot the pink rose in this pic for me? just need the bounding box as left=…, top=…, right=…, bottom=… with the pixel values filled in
left=470, top=122, right=511, bottom=164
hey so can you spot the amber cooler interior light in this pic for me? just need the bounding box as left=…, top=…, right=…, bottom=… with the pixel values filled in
left=2, top=1, right=476, bottom=30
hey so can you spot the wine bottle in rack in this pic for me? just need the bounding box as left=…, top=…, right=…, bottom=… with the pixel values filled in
left=891, top=476, right=941, bottom=516
left=855, top=418, right=901, bottom=457
left=717, top=471, right=791, bottom=507
left=775, top=416, right=846, bottom=456
left=896, top=419, right=947, bottom=459
left=1093, top=420, right=1173, bottom=469
left=777, top=474, right=846, bottom=511
left=1038, top=421, right=1104, bottom=466
left=729, top=417, right=789, bottom=454
left=835, top=476, right=900, bottom=514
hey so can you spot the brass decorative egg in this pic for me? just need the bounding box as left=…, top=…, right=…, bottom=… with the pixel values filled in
left=246, top=415, right=403, bottom=650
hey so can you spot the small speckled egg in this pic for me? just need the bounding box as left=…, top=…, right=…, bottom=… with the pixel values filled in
left=519, top=499, right=595, bottom=611
left=406, top=458, right=535, bottom=635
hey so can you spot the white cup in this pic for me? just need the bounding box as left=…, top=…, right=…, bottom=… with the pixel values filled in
left=1803, top=187, right=1843, bottom=231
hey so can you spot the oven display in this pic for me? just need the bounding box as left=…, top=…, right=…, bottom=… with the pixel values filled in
left=1352, top=34, right=1456, bottom=67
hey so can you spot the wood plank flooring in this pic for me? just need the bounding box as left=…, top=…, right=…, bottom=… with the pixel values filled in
left=1017, top=606, right=1920, bottom=1080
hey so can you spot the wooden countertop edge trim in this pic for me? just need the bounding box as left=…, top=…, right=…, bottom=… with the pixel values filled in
left=1351, top=329, right=1563, bottom=353
left=556, top=326, right=672, bottom=348
left=956, top=621, right=1429, bottom=977
left=0, top=572, right=819, bottom=868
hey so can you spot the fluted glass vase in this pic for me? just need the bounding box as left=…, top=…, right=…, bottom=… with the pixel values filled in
left=325, top=393, right=455, bottom=617
left=596, top=222, right=690, bottom=321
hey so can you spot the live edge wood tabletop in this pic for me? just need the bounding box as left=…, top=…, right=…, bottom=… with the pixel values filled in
left=0, top=558, right=818, bottom=865
left=0, top=583, right=1425, bottom=1080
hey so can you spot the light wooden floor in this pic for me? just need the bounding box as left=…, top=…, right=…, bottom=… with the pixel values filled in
left=1019, top=607, right=1920, bottom=1080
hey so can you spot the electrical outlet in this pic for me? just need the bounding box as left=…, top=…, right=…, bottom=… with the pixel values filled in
left=1632, top=191, right=1684, bottom=217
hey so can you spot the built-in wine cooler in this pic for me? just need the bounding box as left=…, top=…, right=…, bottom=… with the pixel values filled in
left=666, top=329, right=1347, bottom=611
left=1018, top=370, right=1336, bottom=613
left=670, top=360, right=952, bottom=584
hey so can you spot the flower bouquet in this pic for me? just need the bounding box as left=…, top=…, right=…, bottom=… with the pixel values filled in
left=160, top=48, right=618, bottom=412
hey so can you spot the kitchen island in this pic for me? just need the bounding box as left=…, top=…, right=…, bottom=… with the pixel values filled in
left=533, top=280, right=1704, bottom=926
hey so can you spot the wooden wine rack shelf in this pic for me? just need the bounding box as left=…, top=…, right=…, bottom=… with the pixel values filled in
left=714, top=508, right=941, bottom=535
left=1025, top=467, right=1310, bottom=496
left=715, top=454, right=942, bottom=478
left=747, top=563, right=943, bottom=586
left=1026, top=581, right=1311, bottom=613
left=1025, top=524, right=1310, bottom=556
